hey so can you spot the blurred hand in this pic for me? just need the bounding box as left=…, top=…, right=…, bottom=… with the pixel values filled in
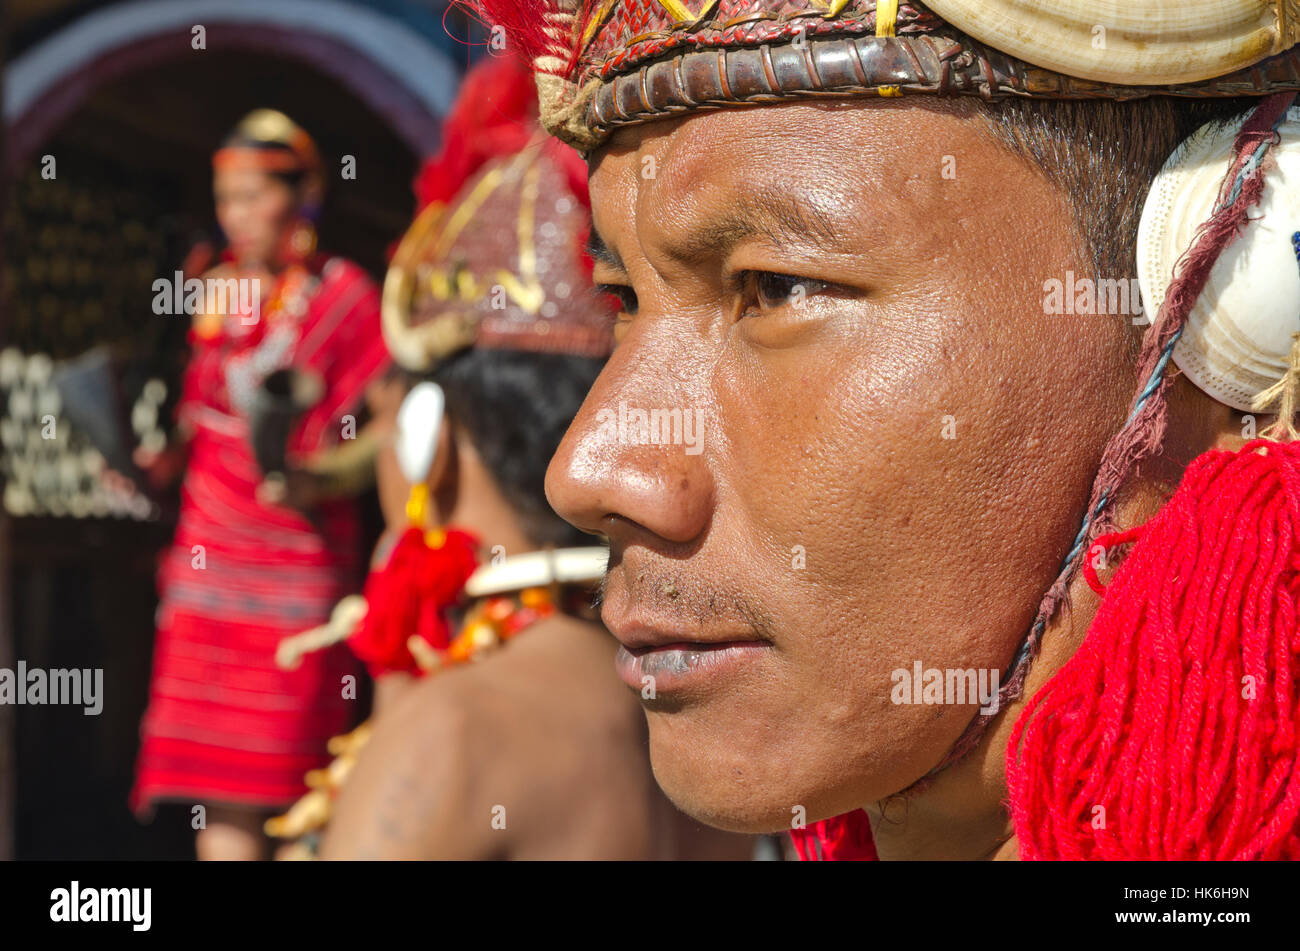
left=100, top=444, right=184, bottom=496
left=134, top=444, right=188, bottom=491
left=255, top=468, right=324, bottom=511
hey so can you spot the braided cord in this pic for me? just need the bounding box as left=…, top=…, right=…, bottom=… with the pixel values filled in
left=1005, top=105, right=1294, bottom=682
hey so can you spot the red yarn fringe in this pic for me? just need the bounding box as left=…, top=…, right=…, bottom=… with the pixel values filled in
left=1008, top=439, right=1300, bottom=860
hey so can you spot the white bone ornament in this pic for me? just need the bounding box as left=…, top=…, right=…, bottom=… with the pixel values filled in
left=1137, top=105, right=1300, bottom=413
left=394, top=382, right=445, bottom=484
left=925, top=1, right=1298, bottom=87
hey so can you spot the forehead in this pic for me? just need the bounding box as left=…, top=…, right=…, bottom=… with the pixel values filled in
left=601, top=98, right=958, bottom=161
left=212, top=167, right=280, bottom=192
left=586, top=99, right=1036, bottom=259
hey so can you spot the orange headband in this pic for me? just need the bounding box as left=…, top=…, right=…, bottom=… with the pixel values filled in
left=212, top=147, right=313, bottom=174
left=212, top=121, right=321, bottom=175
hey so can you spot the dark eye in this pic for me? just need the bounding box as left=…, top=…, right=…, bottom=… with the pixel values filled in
left=750, top=272, right=829, bottom=310
left=598, top=284, right=638, bottom=317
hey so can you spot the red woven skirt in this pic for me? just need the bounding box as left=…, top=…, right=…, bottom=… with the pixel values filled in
left=131, top=493, right=362, bottom=814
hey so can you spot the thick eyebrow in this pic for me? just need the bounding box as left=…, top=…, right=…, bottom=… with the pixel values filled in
left=585, top=227, right=625, bottom=274
left=585, top=187, right=844, bottom=277
left=666, top=189, right=844, bottom=263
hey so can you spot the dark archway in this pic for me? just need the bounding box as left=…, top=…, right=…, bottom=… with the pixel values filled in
left=5, top=0, right=460, bottom=163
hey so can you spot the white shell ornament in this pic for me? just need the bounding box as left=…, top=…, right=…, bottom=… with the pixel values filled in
left=394, top=382, right=445, bottom=484
left=925, top=0, right=1299, bottom=86
left=1136, top=105, right=1300, bottom=413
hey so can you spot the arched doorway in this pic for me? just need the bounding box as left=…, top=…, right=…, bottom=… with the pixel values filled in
left=5, top=0, right=462, bottom=162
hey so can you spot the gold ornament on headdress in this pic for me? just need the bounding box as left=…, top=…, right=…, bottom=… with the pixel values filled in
left=236, top=108, right=302, bottom=144
left=382, top=141, right=559, bottom=371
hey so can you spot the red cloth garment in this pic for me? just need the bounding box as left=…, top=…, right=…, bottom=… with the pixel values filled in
left=790, top=810, right=878, bottom=861
left=131, top=256, right=390, bottom=813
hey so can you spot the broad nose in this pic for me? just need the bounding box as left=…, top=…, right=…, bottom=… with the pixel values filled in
left=546, top=337, right=714, bottom=550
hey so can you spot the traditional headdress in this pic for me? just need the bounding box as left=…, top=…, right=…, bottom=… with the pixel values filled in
left=471, top=1, right=1300, bottom=860
left=347, top=53, right=615, bottom=678
left=470, top=1, right=1300, bottom=151
left=382, top=54, right=612, bottom=373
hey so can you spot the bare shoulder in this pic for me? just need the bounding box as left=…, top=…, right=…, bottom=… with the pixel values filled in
left=324, top=615, right=663, bottom=859
left=456, top=615, right=665, bottom=857
left=472, top=613, right=646, bottom=742
left=320, top=669, right=500, bottom=859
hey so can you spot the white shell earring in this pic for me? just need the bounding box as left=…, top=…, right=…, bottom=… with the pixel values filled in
left=394, top=381, right=445, bottom=485
left=1137, top=105, right=1300, bottom=413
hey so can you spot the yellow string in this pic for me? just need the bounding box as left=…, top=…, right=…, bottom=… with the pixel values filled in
left=1251, top=332, right=1300, bottom=442
left=405, top=483, right=429, bottom=526
left=876, top=0, right=902, bottom=97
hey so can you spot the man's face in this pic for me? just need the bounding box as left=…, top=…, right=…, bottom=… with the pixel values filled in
left=545, top=100, right=1135, bottom=833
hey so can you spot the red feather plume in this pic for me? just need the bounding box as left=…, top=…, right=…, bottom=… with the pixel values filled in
left=413, top=53, right=540, bottom=212
left=456, top=1, right=584, bottom=79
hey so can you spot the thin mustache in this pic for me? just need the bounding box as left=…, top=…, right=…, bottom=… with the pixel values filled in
left=594, top=567, right=778, bottom=641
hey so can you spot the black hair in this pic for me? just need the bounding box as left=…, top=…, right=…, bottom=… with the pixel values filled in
left=972, top=97, right=1258, bottom=294
left=426, top=347, right=604, bottom=548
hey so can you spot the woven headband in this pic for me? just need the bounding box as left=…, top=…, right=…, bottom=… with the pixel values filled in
left=471, top=0, right=1300, bottom=150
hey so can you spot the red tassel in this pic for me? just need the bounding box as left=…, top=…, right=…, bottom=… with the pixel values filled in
left=790, top=809, right=878, bottom=861
left=413, top=54, right=538, bottom=212
left=1008, top=439, right=1300, bottom=859
left=346, top=528, right=480, bottom=677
